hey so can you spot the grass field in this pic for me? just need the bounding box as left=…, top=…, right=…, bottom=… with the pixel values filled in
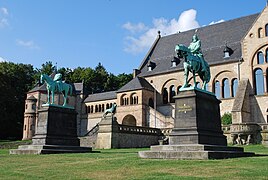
left=0, top=142, right=268, bottom=180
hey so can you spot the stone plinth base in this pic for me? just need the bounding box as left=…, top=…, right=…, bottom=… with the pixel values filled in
left=10, top=145, right=92, bottom=155
left=10, top=106, right=92, bottom=154
left=138, top=144, right=255, bottom=159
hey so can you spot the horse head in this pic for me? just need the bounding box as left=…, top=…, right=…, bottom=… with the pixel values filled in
left=175, top=44, right=190, bottom=59
left=40, top=74, right=54, bottom=85
left=40, top=74, right=44, bottom=84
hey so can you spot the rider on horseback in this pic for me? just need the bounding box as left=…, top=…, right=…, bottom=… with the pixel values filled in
left=53, top=73, right=63, bottom=92
left=188, top=33, right=207, bottom=73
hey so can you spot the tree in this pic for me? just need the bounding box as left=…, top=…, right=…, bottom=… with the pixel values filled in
left=116, top=73, right=133, bottom=88
left=33, top=61, right=56, bottom=83
left=92, top=63, right=108, bottom=93
left=221, top=112, right=232, bottom=125
left=0, top=62, right=35, bottom=139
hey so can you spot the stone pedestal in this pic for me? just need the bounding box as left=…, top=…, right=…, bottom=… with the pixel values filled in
left=169, top=89, right=227, bottom=145
left=10, top=106, right=92, bottom=154
left=96, top=114, right=118, bottom=149
left=139, top=89, right=255, bottom=159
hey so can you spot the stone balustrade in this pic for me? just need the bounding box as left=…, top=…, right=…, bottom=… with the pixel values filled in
left=118, top=124, right=162, bottom=135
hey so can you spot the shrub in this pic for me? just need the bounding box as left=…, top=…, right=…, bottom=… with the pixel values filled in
left=221, top=112, right=232, bottom=125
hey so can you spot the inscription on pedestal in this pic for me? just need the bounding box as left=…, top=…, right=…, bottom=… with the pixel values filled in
left=177, top=104, right=192, bottom=113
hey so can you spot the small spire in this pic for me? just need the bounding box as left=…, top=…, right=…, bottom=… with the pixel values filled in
left=158, top=30, right=161, bottom=37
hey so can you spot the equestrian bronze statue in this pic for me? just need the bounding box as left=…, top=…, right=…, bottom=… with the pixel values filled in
left=175, top=32, right=210, bottom=91
left=40, top=73, right=73, bottom=107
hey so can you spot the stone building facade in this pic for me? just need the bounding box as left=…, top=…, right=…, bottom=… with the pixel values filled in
left=23, top=5, right=268, bottom=145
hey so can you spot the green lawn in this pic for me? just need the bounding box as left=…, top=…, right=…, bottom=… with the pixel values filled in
left=0, top=144, right=268, bottom=180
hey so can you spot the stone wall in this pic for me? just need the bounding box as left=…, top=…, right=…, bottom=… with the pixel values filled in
left=96, top=115, right=162, bottom=149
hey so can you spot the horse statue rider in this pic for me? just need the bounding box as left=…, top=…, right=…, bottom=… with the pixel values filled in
left=188, top=33, right=207, bottom=73
left=175, top=30, right=210, bottom=91
left=53, top=73, right=63, bottom=92
left=40, top=73, right=73, bottom=107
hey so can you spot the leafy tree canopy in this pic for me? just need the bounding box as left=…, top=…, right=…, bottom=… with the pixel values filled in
left=0, top=61, right=132, bottom=139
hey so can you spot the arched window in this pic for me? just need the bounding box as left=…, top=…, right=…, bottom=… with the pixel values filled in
left=254, top=68, right=264, bottom=95
left=106, top=103, right=109, bottom=109
left=110, top=103, right=112, bottom=108
left=130, top=93, right=138, bottom=105
left=148, top=98, right=154, bottom=108
left=222, top=78, right=230, bottom=98
left=91, top=105, right=93, bottom=113
left=86, top=106, right=90, bottom=114
left=196, top=82, right=201, bottom=89
left=95, top=105, right=98, bottom=113
left=265, top=24, right=268, bottom=37
left=257, top=52, right=264, bottom=64
left=265, top=48, right=268, bottom=62
left=258, top=28, right=263, bottom=38
left=214, top=81, right=221, bottom=99
left=169, top=85, right=176, bottom=103
left=205, top=83, right=209, bottom=91
left=99, top=104, right=101, bottom=112
left=231, top=79, right=238, bottom=97
left=163, top=88, right=168, bottom=104
left=121, top=94, right=129, bottom=106
left=102, top=104, right=105, bottom=112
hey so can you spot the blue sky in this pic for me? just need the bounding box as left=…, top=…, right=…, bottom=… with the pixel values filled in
left=0, top=0, right=265, bottom=74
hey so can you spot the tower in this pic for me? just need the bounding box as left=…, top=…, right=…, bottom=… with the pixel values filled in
left=22, top=95, right=37, bottom=140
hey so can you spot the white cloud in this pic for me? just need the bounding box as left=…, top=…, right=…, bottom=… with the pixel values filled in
left=1, top=8, right=8, bottom=16
left=0, top=7, right=9, bottom=28
left=16, top=39, right=40, bottom=49
left=0, top=18, right=8, bottom=28
left=209, top=19, right=225, bottom=25
left=122, top=22, right=148, bottom=33
left=123, top=9, right=200, bottom=54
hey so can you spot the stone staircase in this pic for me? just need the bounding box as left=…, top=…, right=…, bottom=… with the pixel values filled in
left=79, top=123, right=99, bottom=148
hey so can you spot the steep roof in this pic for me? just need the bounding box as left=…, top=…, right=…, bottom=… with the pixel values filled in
left=117, top=76, right=154, bottom=93
left=138, top=13, right=259, bottom=77
left=84, top=91, right=117, bottom=103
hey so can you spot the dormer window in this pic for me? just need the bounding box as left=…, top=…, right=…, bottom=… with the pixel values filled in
left=223, top=45, right=233, bottom=58
left=171, top=56, right=180, bottom=67
left=147, top=61, right=156, bottom=71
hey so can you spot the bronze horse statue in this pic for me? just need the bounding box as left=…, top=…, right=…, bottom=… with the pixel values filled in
left=175, top=44, right=210, bottom=91
left=40, top=74, right=73, bottom=107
